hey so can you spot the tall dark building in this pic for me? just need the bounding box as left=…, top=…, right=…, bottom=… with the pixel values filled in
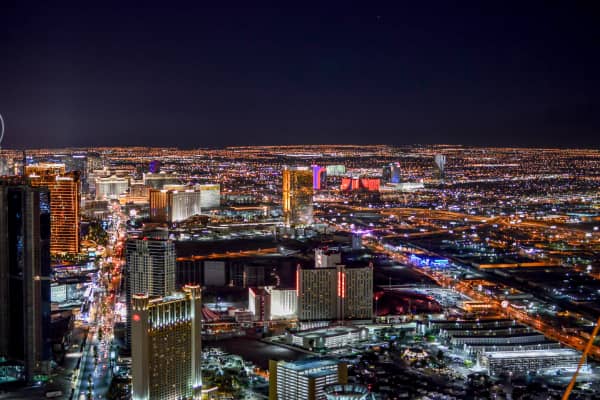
left=125, top=236, right=175, bottom=348
left=0, top=178, right=52, bottom=381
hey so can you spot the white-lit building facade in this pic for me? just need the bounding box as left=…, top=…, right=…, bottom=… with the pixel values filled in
left=481, top=348, right=580, bottom=376
left=131, top=285, right=202, bottom=400
left=269, top=359, right=348, bottom=400
left=288, top=325, right=368, bottom=351
left=248, top=287, right=297, bottom=321
left=297, top=265, right=373, bottom=322
left=125, top=237, right=176, bottom=347
left=95, top=175, right=130, bottom=200
left=150, top=184, right=220, bottom=223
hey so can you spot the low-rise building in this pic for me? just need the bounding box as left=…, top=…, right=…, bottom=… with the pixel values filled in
left=481, top=348, right=580, bottom=376
left=269, top=359, right=347, bottom=400
left=286, top=325, right=368, bottom=351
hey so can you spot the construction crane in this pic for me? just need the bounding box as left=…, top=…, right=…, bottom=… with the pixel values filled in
left=562, top=316, right=600, bottom=400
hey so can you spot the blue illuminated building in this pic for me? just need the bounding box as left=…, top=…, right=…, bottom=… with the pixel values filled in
left=409, top=254, right=449, bottom=267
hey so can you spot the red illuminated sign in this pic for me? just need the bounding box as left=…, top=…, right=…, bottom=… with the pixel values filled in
left=340, top=177, right=380, bottom=192
left=337, top=271, right=346, bottom=298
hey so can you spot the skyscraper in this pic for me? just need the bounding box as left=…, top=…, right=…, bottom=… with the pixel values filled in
left=125, top=236, right=176, bottom=348
left=311, top=165, right=326, bottom=190
left=150, top=184, right=220, bottom=223
left=131, top=285, right=202, bottom=400
left=26, top=163, right=80, bottom=254
left=382, top=162, right=401, bottom=184
left=95, top=175, right=130, bottom=200
left=297, top=265, right=373, bottom=321
left=282, top=166, right=313, bottom=226
left=0, top=178, right=52, bottom=381
left=248, top=287, right=298, bottom=321
left=51, top=153, right=89, bottom=192
left=296, top=266, right=337, bottom=320
left=343, top=266, right=373, bottom=320
left=269, top=359, right=348, bottom=400
left=434, top=154, right=446, bottom=180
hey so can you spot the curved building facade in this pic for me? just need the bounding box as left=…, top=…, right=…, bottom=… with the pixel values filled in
left=323, top=384, right=370, bottom=400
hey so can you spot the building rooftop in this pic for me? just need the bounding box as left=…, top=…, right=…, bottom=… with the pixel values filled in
left=294, top=325, right=362, bottom=339
left=278, top=359, right=339, bottom=371
left=324, top=383, right=369, bottom=395
left=485, top=348, right=580, bottom=359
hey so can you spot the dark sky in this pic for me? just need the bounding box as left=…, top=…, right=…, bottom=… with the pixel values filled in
left=1, top=2, right=599, bottom=148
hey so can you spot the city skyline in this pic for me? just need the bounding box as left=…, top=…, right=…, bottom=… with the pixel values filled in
left=0, top=144, right=599, bottom=398
left=1, top=3, right=600, bottom=399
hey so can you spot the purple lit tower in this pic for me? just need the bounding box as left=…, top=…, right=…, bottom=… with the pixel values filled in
left=312, top=165, right=326, bottom=190
left=148, top=160, right=161, bottom=173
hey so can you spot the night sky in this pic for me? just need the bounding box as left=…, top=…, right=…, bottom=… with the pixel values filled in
left=1, top=2, right=599, bottom=149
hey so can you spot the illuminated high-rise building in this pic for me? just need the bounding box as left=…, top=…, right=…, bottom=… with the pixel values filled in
left=382, top=162, right=401, bottom=184
left=311, top=165, right=326, bottom=190
left=45, top=153, right=90, bottom=192
left=282, top=166, right=313, bottom=226
left=296, top=265, right=373, bottom=321
left=248, top=287, right=270, bottom=321
left=269, top=359, right=348, bottom=400
left=248, top=287, right=297, bottom=321
left=148, top=159, right=161, bottom=173
left=434, top=154, right=446, bottom=180
left=150, top=184, right=220, bottom=223
left=343, top=266, right=373, bottom=320
left=125, top=236, right=176, bottom=348
left=131, top=285, right=202, bottom=400
left=0, top=178, right=52, bottom=381
left=95, top=175, right=130, bottom=200
left=149, top=189, right=170, bottom=222
left=26, top=164, right=80, bottom=254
